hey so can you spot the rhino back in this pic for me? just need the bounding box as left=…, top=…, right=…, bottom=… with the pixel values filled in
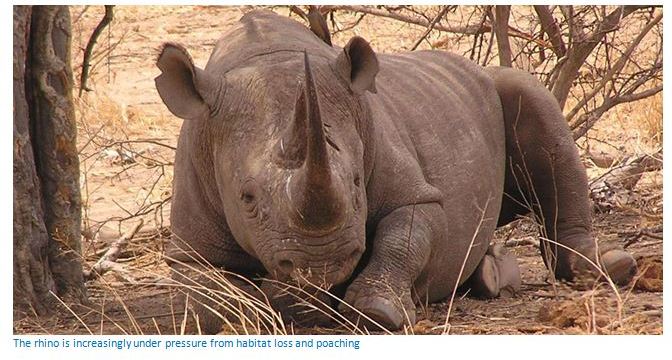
left=205, top=10, right=337, bottom=73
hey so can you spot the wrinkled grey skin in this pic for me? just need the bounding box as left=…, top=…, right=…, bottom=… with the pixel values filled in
left=155, top=10, right=637, bottom=333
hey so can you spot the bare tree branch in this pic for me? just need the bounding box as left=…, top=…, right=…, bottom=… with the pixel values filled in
left=327, top=4, right=550, bottom=50
left=617, top=84, right=662, bottom=103
left=534, top=5, right=566, bottom=57
left=79, top=5, right=114, bottom=96
left=469, top=6, right=490, bottom=62
left=327, top=5, right=484, bottom=35
left=552, top=5, right=644, bottom=108
left=566, top=12, right=663, bottom=122
left=572, top=84, right=662, bottom=140
left=332, top=13, right=367, bottom=35
left=493, top=6, right=512, bottom=67
left=481, top=9, right=496, bottom=66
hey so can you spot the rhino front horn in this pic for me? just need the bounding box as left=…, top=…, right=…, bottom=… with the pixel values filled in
left=289, top=52, right=346, bottom=234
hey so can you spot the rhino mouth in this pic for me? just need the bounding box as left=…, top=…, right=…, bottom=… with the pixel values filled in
left=266, top=246, right=363, bottom=287
left=278, top=266, right=347, bottom=289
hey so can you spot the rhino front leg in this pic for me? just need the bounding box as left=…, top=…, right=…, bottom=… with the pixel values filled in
left=341, top=203, right=437, bottom=330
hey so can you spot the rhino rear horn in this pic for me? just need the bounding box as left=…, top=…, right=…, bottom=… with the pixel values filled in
left=334, top=36, right=379, bottom=94
left=155, top=42, right=222, bottom=119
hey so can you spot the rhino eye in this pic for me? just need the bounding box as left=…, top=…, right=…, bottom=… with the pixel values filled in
left=241, top=192, right=255, bottom=203
left=240, top=180, right=258, bottom=206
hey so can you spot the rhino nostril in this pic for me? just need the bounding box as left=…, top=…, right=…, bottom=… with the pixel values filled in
left=277, top=259, right=295, bottom=275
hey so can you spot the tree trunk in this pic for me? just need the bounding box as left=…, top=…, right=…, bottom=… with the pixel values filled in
left=13, top=5, right=86, bottom=319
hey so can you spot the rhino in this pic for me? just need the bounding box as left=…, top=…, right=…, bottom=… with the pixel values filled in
left=155, top=10, right=637, bottom=333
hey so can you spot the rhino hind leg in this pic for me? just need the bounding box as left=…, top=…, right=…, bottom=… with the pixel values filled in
left=466, top=244, right=521, bottom=298
left=488, top=67, right=637, bottom=285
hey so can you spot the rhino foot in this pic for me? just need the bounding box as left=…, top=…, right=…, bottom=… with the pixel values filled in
left=340, top=281, right=416, bottom=331
left=601, top=249, right=638, bottom=285
left=469, top=244, right=521, bottom=298
left=350, top=296, right=412, bottom=330
left=569, top=244, right=637, bottom=286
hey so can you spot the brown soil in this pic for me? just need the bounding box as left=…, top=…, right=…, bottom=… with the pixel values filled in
left=14, top=5, right=662, bottom=335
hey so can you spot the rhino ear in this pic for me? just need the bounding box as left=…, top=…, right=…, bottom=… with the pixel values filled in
left=334, top=36, right=379, bottom=94
left=155, top=43, right=218, bottom=119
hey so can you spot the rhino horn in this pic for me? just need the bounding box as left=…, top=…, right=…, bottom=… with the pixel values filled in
left=290, top=52, right=345, bottom=234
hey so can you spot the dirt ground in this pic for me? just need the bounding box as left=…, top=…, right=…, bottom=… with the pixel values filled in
left=14, top=6, right=663, bottom=335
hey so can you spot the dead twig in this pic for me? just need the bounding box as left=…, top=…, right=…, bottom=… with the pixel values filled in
left=620, top=225, right=663, bottom=248
left=84, top=219, right=144, bottom=281
left=332, top=13, right=366, bottom=35
left=410, top=6, right=451, bottom=51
